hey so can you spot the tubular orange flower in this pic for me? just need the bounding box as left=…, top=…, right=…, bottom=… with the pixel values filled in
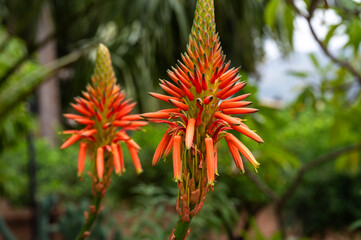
left=205, top=137, right=215, bottom=185
left=61, top=44, right=146, bottom=180
left=173, top=135, right=182, bottom=181
left=96, top=147, right=104, bottom=180
left=78, top=142, right=87, bottom=177
left=61, top=44, right=147, bottom=239
left=185, top=118, right=196, bottom=149
left=144, top=0, right=263, bottom=238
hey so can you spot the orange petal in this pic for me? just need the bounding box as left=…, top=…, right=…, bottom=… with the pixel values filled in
left=126, top=144, right=143, bottom=174
left=153, top=129, right=172, bottom=166
left=219, top=82, right=247, bottom=100
left=74, top=118, right=95, bottom=125
left=214, top=111, right=241, bottom=126
left=203, top=95, right=214, bottom=105
left=222, top=93, right=251, bottom=103
left=141, top=112, right=171, bottom=119
left=117, top=145, right=125, bottom=172
left=96, top=147, right=104, bottom=180
left=221, top=108, right=258, bottom=115
left=111, top=143, right=122, bottom=175
left=205, top=137, right=215, bottom=185
left=232, top=124, right=264, bottom=143
left=185, top=118, right=196, bottom=149
left=160, top=83, right=182, bottom=98
left=81, top=129, right=97, bottom=137
left=71, top=103, right=92, bottom=117
left=169, top=99, right=189, bottom=111
left=225, top=133, right=260, bottom=169
left=214, top=143, right=218, bottom=176
left=126, top=139, right=141, bottom=150
left=121, top=114, right=142, bottom=121
left=61, top=134, right=82, bottom=149
left=164, top=135, right=175, bottom=157
left=149, top=92, right=179, bottom=102
left=172, top=135, right=182, bottom=181
left=227, top=142, right=245, bottom=173
left=219, top=101, right=252, bottom=109
left=78, top=143, right=87, bottom=176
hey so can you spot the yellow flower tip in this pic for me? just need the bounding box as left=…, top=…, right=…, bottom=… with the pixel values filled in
left=136, top=169, right=143, bottom=175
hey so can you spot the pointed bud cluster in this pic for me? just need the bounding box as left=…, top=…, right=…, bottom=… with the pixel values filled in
left=145, top=0, right=263, bottom=222
left=61, top=44, right=146, bottom=183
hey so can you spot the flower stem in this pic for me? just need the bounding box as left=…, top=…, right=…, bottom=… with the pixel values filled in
left=75, top=194, right=103, bottom=240
left=173, top=218, right=192, bottom=240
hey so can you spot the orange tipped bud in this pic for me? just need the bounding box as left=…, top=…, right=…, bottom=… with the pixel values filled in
left=149, top=92, right=179, bottom=102
left=61, top=134, right=82, bottom=149
left=203, top=95, right=214, bottom=105
left=96, top=147, right=104, bottom=180
left=225, top=133, right=260, bottom=169
left=126, top=143, right=143, bottom=174
left=232, top=124, right=264, bottom=143
left=160, top=83, right=182, bottom=98
left=219, top=101, right=252, bottom=109
left=185, top=118, right=196, bottom=149
left=172, top=135, right=182, bottom=181
left=78, top=143, right=87, bottom=176
left=221, top=107, right=258, bottom=115
left=214, top=112, right=241, bottom=126
left=71, top=103, right=92, bottom=117
left=205, top=137, right=215, bottom=185
left=117, top=144, right=125, bottom=172
left=127, top=139, right=141, bottom=150
left=63, top=113, right=84, bottom=119
left=223, top=93, right=251, bottom=103
left=153, top=130, right=172, bottom=166
left=74, top=118, right=95, bottom=125
left=164, top=135, right=174, bottom=157
left=214, top=143, right=218, bottom=176
left=227, top=142, right=245, bottom=173
left=169, top=99, right=189, bottom=111
left=178, top=80, right=195, bottom=101
left=111, top=143, right=122, bottom=175
left=121, top=114, right=142, bottom=121
left=81, top=129, right=97, bottom=137
left=219, top=82, right=247, bottom=100
left=141, top=112, right=171, bottom=119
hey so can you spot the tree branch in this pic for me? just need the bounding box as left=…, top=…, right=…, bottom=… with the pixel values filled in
left=306, top=18, right=361, bottom=84
left=286, top=0, right=361, bottom=85
left=244, top=166, right=279, bottom=202
left=279, top=143, right=361, bottom=206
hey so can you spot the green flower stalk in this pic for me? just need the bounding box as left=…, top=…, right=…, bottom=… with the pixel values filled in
left=61, top=44, right=147, bottom=239
left=143, top=0, right=264, bottom=239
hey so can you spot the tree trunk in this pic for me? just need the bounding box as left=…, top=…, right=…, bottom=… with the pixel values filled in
left=36, top=1, right=59, bottom=146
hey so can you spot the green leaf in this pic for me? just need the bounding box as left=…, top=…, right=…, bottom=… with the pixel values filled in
left=287, top=70, right=309, bottom=78
left=324, top=24, right=340, bottom=47
left=347, top=19, right=361, bottom=54
left=309, top=53, right=320, bottom=69
left=265, top=0, right=281, bottom=29
left=284, top=5, right=295, bottom=47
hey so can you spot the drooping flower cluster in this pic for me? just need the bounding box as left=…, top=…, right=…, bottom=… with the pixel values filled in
left=61, top=44, right=147, bottom=186
left=143, top=0, right=263, bottom=225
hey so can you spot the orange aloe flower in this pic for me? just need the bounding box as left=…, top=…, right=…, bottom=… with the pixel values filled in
left=61, top=44, right=147, bottom=181
left=143, top=0, right=263, bottom=237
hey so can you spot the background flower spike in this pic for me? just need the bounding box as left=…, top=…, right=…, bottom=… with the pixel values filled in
left=61, top=44, right=147, bottom=238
